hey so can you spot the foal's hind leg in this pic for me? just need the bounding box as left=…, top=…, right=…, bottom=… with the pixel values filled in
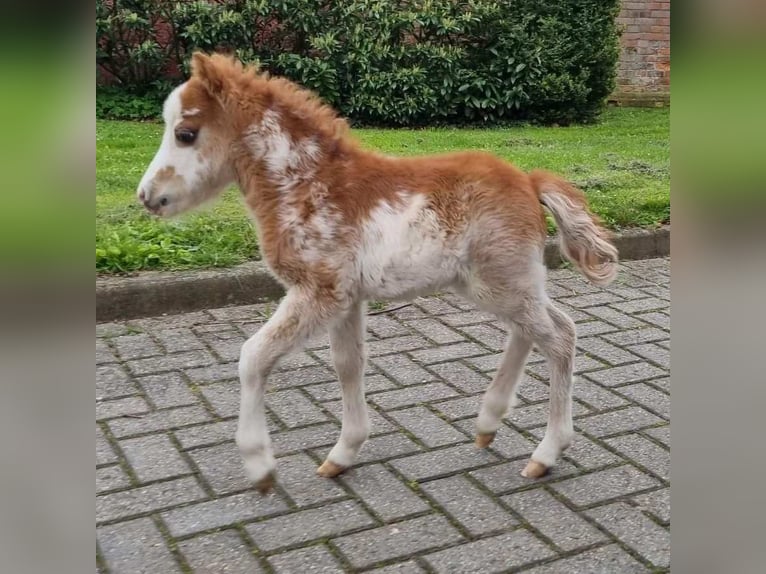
left=317, top=300, right=369, bottom=477
left=475, top=330, right=533, bottom=448
left=514, top=302, right=576, bottom=478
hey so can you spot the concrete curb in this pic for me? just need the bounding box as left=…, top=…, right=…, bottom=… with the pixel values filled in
left=97, top=226, right=669, bottom=322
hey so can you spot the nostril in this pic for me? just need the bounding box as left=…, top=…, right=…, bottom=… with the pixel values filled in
left=159, top=197, right=168, bottom=207
left=138, top=189, right=146, bottom=202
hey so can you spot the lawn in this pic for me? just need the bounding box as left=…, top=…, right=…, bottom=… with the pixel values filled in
left=96, top=107, right=669, bottom=274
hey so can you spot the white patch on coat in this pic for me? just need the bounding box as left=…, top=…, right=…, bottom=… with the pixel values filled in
left=358, top=193, right=466, bottom=300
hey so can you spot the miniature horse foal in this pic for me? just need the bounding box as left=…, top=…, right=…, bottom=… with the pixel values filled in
left=137, top=53, right=618, bottom=493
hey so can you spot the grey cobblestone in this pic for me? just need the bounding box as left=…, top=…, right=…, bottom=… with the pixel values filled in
left=95, top=257, right=671, bottom=573
left=343, top=463, right=430, bottom=521
left=334, top=514, right=463, bottom=569
left=421, top=475, right=517, bottom=535
left=246, top=500, right=374, bottom=552
left=268, top=544, right=343, bottom=573
left=424, top=529, right=554, bottom=573
left=178, top=530, right=263, bottom=573
left=502, top=488, right=606, bottom=551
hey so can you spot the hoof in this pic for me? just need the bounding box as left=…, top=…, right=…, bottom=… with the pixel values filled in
left=475, top=432, right=496, bottom=449
left=521, top=459, right=549, bottom=479
left=254, top=471, right=276, bottom=494
left=316, top=460, right=347, bottom=478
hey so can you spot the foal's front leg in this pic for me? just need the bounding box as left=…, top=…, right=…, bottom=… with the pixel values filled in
left=237, top=288, right=326, bottom=493
left=317, top=300, right=369, bottom=477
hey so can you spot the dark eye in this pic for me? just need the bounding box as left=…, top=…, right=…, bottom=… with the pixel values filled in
left=175, top=129, right=197, bottom=145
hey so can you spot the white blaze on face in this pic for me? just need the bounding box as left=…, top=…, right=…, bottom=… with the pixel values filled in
left=136, top=83, right=232, bottom=217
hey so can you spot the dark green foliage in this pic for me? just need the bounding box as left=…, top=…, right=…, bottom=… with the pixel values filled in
left=97, top=0, right=621, bottom=125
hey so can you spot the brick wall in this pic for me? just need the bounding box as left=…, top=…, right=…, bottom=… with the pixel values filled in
left=612, top=0, right=670, bottom=106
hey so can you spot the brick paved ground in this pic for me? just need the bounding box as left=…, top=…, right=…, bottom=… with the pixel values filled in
left=97, top=257, right=670, bottom=573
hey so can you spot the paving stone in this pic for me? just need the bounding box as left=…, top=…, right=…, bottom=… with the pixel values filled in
left=576, top=406, right=663, bottom=438
left=152, top=327, right=207, bottom=353
left=421, top=475, right=517, bottom=535
left=246, top=500, right=374, bottom=552
left=634, top=311, right=670, bottom=329
left=272, top=423, right=340, bottom=456
left=464, top=352, right=504, bottom=372
left=189, top=442, right=251, bottom=495
left=389, top=304, right=429, bottom=320
left=574, top=320, right=620, bottom=337
left=98, top=517, right=181, bottom=573
left=587, top=502, right=670, bottom=568
left=502, top=489, right=606, bottom=551
left=96, top=322, right=132, bottom=338
left=626, top=342, right=671, bottom=369
left=352, top=432, right=422, bottom=464
left=131, top=311, right=212, bottom=330
left=459, top=324, right=507, bottom=352
left=610, top=297, right=668, bottom=314
left=185, top=362, right=239, bottom=384
left=389, top=406, right=467, bottom=448
left=97, top=476, right=206, bottom=523
left=643, top=424, right=670, bottom=448
left=617, top=383, right=670, bottom=419
left=633, top=487, right=670, bottom=523
left=200, top=381, right=242, bottom=418
left=175, top=419, right=237, bottom=450
left=334, top=514, right=463, bottom=569
left=343, top=463, right=430, bottom=521
left=268, top=545, right=343, bottom=573
left=551, top=465, right=660, bottom=507
left=111, top=333, right=163, bottom=360
left=407, top=318, right=465, bottom=344
left=268, top=389, right=329, bottom=428
left=96, top=465, right=130, bottom=493
left=427, top=361, right=490, bottom=394
left=268, top=366, right=340, bottom=392
left=96, top=339, right=118, bottom=364
left=432, top=395, right=481, bottom=420
left=368, top=560, right=424, bottom=573
left=305, top=374, right=397, bottom=402
left=525, top=355, right=605, bottom=379
left=97, top=396, right=150, bottom=421
left=390, top=443, right=498, bottom=481
left=97, top=426, right=118, bottom=466
left=561, top=292, right=624, bottom=308
left=162, top=491, right=288, bottom=537
left=602, top=327, right=669, bottom=347
left=606, top=286, right=653, bottom=300
left=119, top=434, right=191, bottom=482
left=97, top=364, right=137, bottom=399
left=108, top=405, right=211, bottom=438
left=439, top=310, right=498, bottom=326
left=321, top=399, right=395, bottom=436
left=452, top=420, right=534, bottom=460
left=606, top=434, right=670, bottom=481
left=553, top=302, right=591, bottom=323
left=638, top=285, right=670, bottom=301
left=515, top=374, right=551, bottom=403
left=424, top=529, right=554, bottom=573
left=277, top=452, right=347, bottom=507
left=470, top=460, right=579, bottom=495
left=582, top=306, right=648, bottom=329
left=128, top=350, right=216, bottom=376
left=370, top=383, right=459, bottom=410
left=585, top=363, right=666, bottom=387
left=367, top=315, right=411, bottom=338
left=415, top=297, right=461, bottom=315
left=571, top=377, right=629, bottom=411
left=409, top=342, right=487, bottom=365
left=367, top=335, right=432, bottom=357
left=521, top=544, right=649, bottom=573
left=138, top=372, right=197, bottom=409
left=200, top=330, right=247, bottom=362
left=372, top=354, right=436, bottom=385
left=576, top=337, right=639, bottom=365
left=557, top=433, right=622, bottom=470
left=208, top=304, right=270, bottom=321
left=178, top=530, right=263, bottom=573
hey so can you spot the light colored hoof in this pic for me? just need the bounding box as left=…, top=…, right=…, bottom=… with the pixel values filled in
left=254, top=471, right=276, bottom=494
left=475, top=432, right=496, bottom=449
left=316, top=460, right=347, bottom=478
left=521, top=459, right=550, bottom=479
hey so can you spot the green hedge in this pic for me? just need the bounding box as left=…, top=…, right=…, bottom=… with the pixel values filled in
left=97, top=0, right=620, bottom=125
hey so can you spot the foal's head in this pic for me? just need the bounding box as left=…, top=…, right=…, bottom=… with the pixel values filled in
left=137, top=53, right=254, bottom=217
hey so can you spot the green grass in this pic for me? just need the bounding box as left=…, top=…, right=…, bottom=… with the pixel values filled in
left=96, top=107, right=669, bottom=273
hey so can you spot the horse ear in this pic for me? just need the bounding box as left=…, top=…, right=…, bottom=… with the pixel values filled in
left=191, top=52, right=228, bottom=97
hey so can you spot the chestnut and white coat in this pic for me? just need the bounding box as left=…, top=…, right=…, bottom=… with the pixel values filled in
left=138, top=53, right=619, bottom=492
